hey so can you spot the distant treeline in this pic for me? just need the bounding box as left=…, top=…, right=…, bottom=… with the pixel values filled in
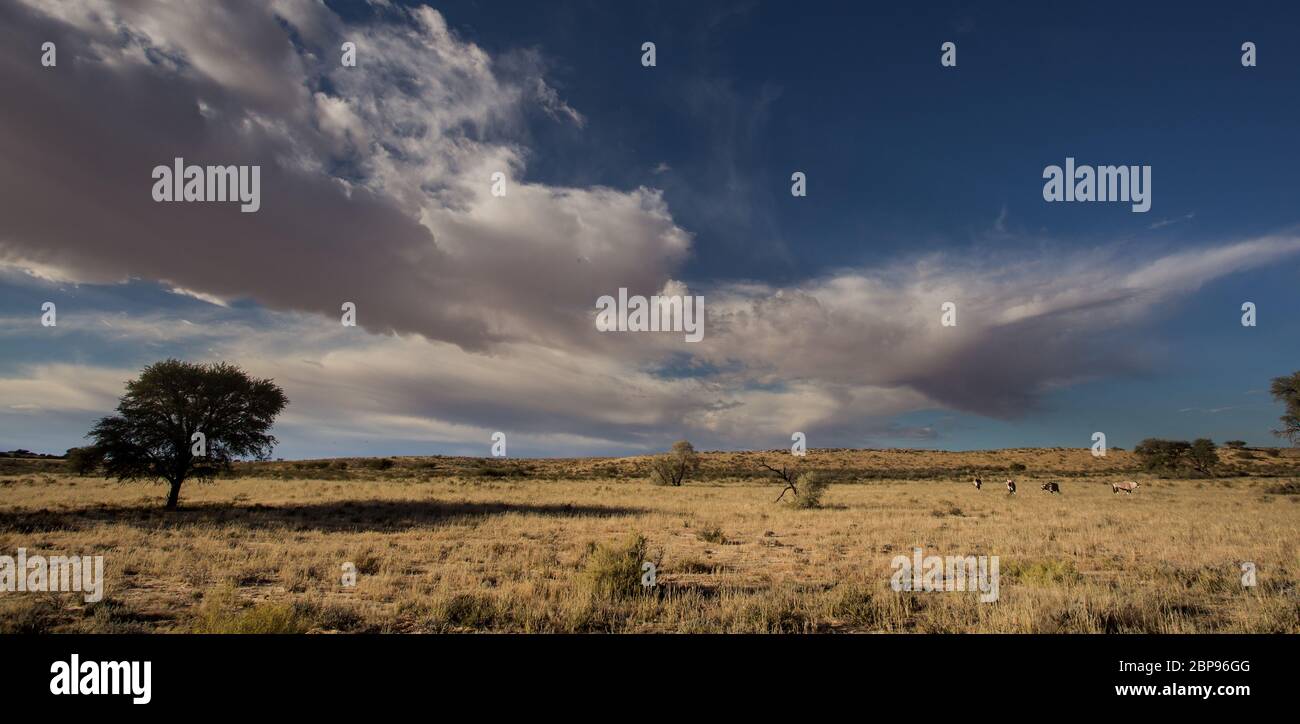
left=0, top=449, right=64, bottom=459
left=6, top=444, right=1298, bottom=482
left=1132, top=438, right=1283, bottom=478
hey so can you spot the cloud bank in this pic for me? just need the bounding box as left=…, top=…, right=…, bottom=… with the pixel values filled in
left=2, top=0, right=1298, bottom=454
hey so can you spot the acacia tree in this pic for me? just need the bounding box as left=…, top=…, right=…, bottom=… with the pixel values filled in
left=1134, top=438, right=1220, bottom=476
left=648, top=440, right=700, bottom=486
left=1133, top=438, right=1191, bottom=472
left=88, top=360, right=287, bottom=510
left=65, top=446, right=103, bottom=476
left=1187, top=438, right=1219, bottom=476
left=1271, top=371, right=1300, bottom=445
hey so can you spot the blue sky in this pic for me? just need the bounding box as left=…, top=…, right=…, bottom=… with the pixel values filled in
left=433, top=0, right=1300, bottom=269
left=0, top=0, right=1297, bottom=458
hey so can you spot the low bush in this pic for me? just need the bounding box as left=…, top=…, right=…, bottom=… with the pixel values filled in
left=790, top=471, right=830, bottom=509
left=580, top=534, right=648, bottom=600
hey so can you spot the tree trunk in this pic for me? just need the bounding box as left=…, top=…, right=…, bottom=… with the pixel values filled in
left=165, top=478, right=183, bottom=510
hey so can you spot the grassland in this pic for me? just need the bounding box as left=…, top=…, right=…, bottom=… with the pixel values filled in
left=1, top=447, right=1297, bottom=633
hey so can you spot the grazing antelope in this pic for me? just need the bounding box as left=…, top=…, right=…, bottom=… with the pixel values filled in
left=972, top=476, right=982, bottom=490
left=1040, top=482, right=1061, bottom=494
left=1112, top=480, right=1139, bottom=494
left=1005, top=479, right=1016, bottom=495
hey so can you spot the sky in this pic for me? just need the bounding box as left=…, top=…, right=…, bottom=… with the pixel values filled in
left=1, top=0, right=1298, bottom=458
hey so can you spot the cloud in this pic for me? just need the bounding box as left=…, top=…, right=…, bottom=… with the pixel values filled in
left=169, top=287, right=229, bottom=307
left=1148, top=212, right=1195, bottom=230
left=2, top=1, right=1299, bottom=455
left=6, top=233, right=1298, bottom=454
left=0, top=363, right=132, bottom=413
left=683, top=235, right=1300, bottom=420
left=992, top=205, right=1009, bottom=235
left=0, top=0, right=686, bottom=355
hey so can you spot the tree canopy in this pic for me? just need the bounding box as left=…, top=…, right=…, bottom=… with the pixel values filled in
left=88, top=360, right=287, bottom=509
left=1133, top=438, right=1219, bottom=476
left=648, top=440, right=700, bottom=486
left=1270, top=371, right=1300, bottom=444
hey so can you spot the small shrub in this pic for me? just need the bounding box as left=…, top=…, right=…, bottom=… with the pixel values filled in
left=471, top=462, right=526, bottom=477
left=829, top=584, right=886, bottom=628
left=1003, top=558, right=1083, bottom=586
left=192, top=585, right=314, bottom=633
left=580, top=534, right=648, bottom=600
left=790, top=471, right=829, bottom=508
left=351, top=550, right=383, bottom=575
left=1158, top=565, right=1238, bottom=595
left=697, top=524, right=726, bottom=544
left=194, top=602, right=312, bottom=634
left=429, top=593, right=497, bottom=630
left=314, top=603, right=366, bottom=632
left=237, top=603, right=313, bottom=633
left=76, top=598, right=151, bottom=634
left=0, top=595, right=66, bottom=634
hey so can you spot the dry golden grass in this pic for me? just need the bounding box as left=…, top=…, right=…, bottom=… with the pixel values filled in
left=1, top=448, right=1297, bottom=633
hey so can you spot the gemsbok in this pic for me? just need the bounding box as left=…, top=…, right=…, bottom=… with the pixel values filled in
left=1112, top=481, right=1139, bottom=494
left=972, top=476, right=982, bottom=490
left=1006, top=479, right=1016, bottom=495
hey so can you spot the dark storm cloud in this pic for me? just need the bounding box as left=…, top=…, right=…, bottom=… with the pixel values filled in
left=0, top=0, right=687, bottom=353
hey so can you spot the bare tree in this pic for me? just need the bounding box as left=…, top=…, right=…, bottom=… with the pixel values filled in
left=759, top=462, right=799, bottom=502
left=760, top=463, right=829, bottom=507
